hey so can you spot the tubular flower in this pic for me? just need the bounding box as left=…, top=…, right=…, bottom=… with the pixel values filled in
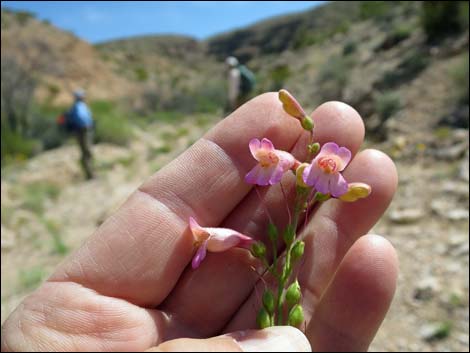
left=189, top=217, right=254, bottom=269
left=302, top=142, right=351, bottom=197
left=278, top=89, right=313, bottom=131
left=245, top=138, right=295, bottom=186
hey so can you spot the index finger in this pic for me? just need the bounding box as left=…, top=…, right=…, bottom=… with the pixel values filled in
left=49, top=93, right=305, bottom=307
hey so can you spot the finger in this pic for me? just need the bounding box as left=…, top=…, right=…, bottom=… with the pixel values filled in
left=48, top=93, right=302, bottom=307
left=146, top=326, right=311, bottom=352
left=307, top=235, right=398, bottom=352
left=299, top=149, right=398, bottom=318
left=224, top=149, right=397, bottom=332
left=161, top=102, right=365, bottom=336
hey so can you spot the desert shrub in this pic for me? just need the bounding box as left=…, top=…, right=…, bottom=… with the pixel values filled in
left=270, top=65, right=290, bottom=91
left=134, top=67, right=149, bottom=82
left=28, top=105, right=67, bottom=150
left=15, top=10, right=34, bottom=25
left=342, top=41, right=357, bottom=56
left=377, top=50, right=430, bottom=89
left=421, top=2, right=467, bottom=42
left=90, top=100, right=134, bottom=146
left=317, top=55, right=353, bottom=101
left=359, top=2, right=393, bottom=22
left=1, top=126, right=40, bottom=163
left=374, top=91, right=401, bottom=121
left=452, top=53, right=469, bottom=105
left=376, top=24, right=413, bottom=51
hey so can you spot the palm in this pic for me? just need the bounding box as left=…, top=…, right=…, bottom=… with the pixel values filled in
left=2, top=94, right=398, bottom=352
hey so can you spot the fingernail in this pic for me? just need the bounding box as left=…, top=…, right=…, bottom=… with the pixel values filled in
left=230, top=326, right=311, bottom=352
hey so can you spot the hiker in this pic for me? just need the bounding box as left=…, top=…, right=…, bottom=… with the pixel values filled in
left=225, top=56, right=256, bottom=112
left=66, top=89, right=95, bottom=179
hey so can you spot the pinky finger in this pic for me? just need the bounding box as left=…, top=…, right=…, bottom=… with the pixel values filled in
left=306, top=235, right=398, bottom=352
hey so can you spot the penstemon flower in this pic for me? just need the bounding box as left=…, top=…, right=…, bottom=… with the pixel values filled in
left=190, top=89, right=372, bottom=331
left=245, top=138, right=296, bottom=186
left=302, top=142, right=351, bottom=197
left=189, top=217, right=254, bottom=269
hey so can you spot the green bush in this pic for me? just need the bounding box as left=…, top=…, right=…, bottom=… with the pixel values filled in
left=14, top=10, right=35, bottom=25
left=359, top=2, right=393, bottom=21
left=1, top=127, right=40, bottom=163
left=317, top=55, right=353, bottom=101
left=452, top=53, right=469, bottom=104
left=374, top=91, right=401, bottom=120
left=343, top=41, right=357, bottom=56
left=89, top=100, right=134, bottom=146
left=421, top=2, right=467, bottom=42
left=377, top=50, right=430, bottom=89
left=270, top=65, right=290, bottom=91
left=134, top=67, right=149, bottom=82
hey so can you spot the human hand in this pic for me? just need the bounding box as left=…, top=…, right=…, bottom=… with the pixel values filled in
left=1, top=93, right=398, bottom=352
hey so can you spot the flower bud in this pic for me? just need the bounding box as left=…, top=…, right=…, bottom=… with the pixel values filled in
left=278, top=89, right=307, bottom=120
left=308, top=142, right=320, bottom=155
left=301, top=116, right=314, bottom=131
left=283, top=224, right=295, bottom=246
left=267, top=222, right=278, bottom=243
left=262, top=290, right=275, bottom=315
left=296, top=163, right=310, bottom=189
left=286, top=280, right=301, bottom=307
left=250, top=241, right=267, bottom=259
left=339, top=182, right=372, bottom=202
left=291, top=241, right=305, bottom=262
left=288, top=304, right=304, bottom=327
left=257, top=307, right=271, bottom=329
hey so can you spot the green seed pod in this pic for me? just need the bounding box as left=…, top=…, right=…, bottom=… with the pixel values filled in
left=288, top=304, right=304, bottom=327
left=301, top=116, right=314, bottom=131
left=262, top=290, right=275, bottom=315
left=291, top=241, right=305, bottom=262
left=250, top=242, right=267, bottom=259
left=283, top=224, right=295, bottom=246
left=256, top=307, right=271, bottom=329
left=308, top=142, right=320, bottom=155
left=268, top=222, right=278, bottom=243
left=285, top=280, right=301, bottom=307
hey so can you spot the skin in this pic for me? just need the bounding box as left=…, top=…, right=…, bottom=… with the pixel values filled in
left=1, top=93, right=398, bottom=352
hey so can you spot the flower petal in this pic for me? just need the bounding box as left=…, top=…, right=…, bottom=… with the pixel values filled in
left=269, top=165, right=285, bottom=185
left=192, top=240, right=208, bottom=269
left=249, top=138, right=262, bottom=160
left=277, top=150, right=295, bottom=171
left=245, top=164, right=277, bottom=186
left=337, top=147, right=352, bottom=171
left=260, top=138, right=275, bottom=151
left=330, top=173, right=349, bottom=197
left=314, top=173, right=333, bottom=194
left=317, top=142, right=340, bottom=159
left=204, top=227, right=254, bottom=252
left=189, top=217, right=209, bottom=242
left=303, top=162, right=321, bottom=187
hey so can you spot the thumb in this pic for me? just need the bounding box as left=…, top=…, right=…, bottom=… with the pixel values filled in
left=146, top=326, right=311, bottom=352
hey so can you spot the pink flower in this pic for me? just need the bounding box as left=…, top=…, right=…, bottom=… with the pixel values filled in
left=189, top=217, right=254, bottom=269
left=302, top=142, right=351, bottom=197
left=245, top=138, right=295, bottom=186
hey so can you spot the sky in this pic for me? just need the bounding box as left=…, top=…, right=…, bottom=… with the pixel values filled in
left=2, top=1, right=324, bottom=43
